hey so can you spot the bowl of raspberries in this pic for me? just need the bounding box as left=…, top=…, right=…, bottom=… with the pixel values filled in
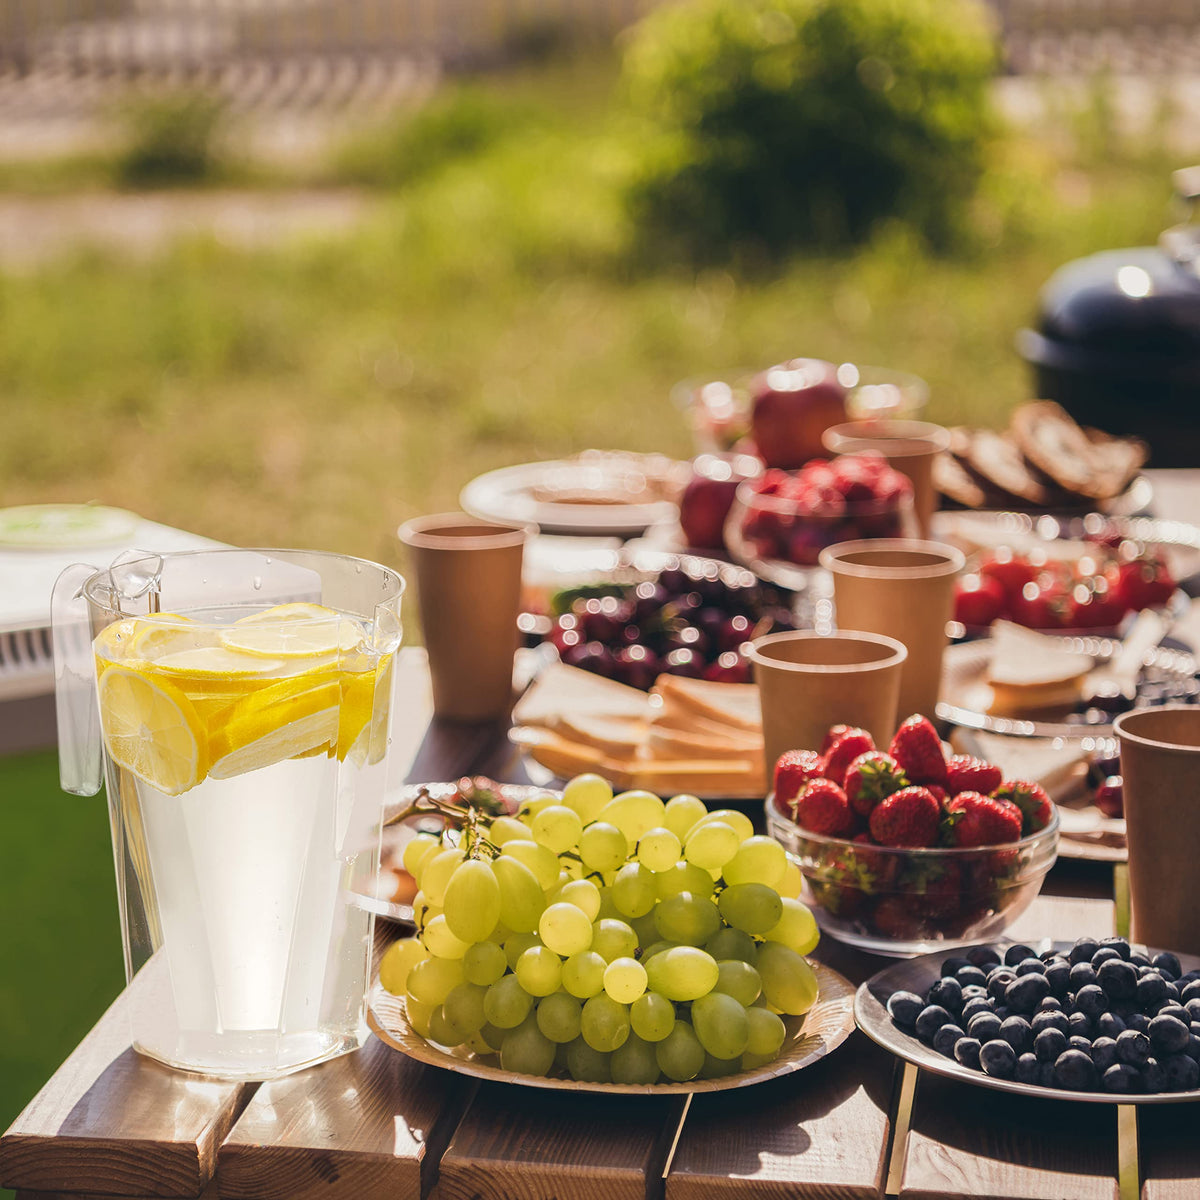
left=724, top=453, right=915, bottom=587
left=765, top=715, right=1060, bottom=955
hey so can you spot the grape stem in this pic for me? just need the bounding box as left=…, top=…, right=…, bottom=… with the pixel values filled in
left=382, top=783, right=503, bottom=859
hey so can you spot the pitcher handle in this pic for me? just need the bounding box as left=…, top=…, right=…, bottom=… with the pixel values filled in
left=52, top=562, right=104, bottom=796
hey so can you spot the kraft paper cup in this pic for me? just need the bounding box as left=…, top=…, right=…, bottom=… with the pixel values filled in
left=819, top=539, right=965, bottom=723
left=822, top=420, right=951, bottom=539
left=398, top=513, right=534, bottom=722
left=747, top=630, right=907, bottom=782
left=1114, top=706, right=1200, bottom=956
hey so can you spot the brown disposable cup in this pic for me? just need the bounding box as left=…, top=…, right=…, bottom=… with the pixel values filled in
left=822, top=420, right=952, bottom=539
left=747, top=630, right=907, bottom=783
left=1114, top=706, right=1200, bottom=955
left=398, top=513, right=533, bottom=722
left=819, top=539, right=965, bottom=723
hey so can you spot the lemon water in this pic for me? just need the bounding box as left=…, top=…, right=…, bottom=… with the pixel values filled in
left=93, top=603, right=393, bottom=1077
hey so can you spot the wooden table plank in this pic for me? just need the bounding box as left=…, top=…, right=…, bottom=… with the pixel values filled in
left=435, top=1083, right=687, bottom=1200
left=898, top=894, right=1121, bottom=1200
left=218, top=1036, right=473, bottom=1200
left=1138, top=1104, right=1200, bottom=1200
left=666, top=1033, right=894, bottom=1200
left=0, top=977, right=249, bottom=1197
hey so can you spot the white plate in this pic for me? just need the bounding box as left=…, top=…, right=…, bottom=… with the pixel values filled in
left=460, top=455, right=685, bottom=536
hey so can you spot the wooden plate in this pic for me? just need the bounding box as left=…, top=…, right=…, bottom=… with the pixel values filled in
left=368, top=960, right=856, bottom=1095
left=855, top=941, right=1200, bottom=1104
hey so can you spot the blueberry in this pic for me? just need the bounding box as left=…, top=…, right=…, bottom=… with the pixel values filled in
left=956, top=966, right=988, bottom=990
left=1015, top=957, right=1046, bottom=976
left=1097, top=958, right=1139, bottom=1002
left=1015, top=1052, right=1040, bottom=1083
left=1004, top=944, right=1036, bottom=968
left=1103, top=1063, right=1140, bottom=1093
left=1069, top=962, right=1098, bottom=991
left=967, top=946, right=1001, bottom=968
left=1038, top=996, right=1064, bottom=1013
left=1117, top=1029, right=1151, bottom=1067
left=1092, top=1036, right=1119, bottom=1073
left=933, top=1023, right=965, bottom=1058
left=1130, top=954, right=1152, bottom=969
left=1032, top=1010, right=1070, bottom=1037
left=941, top=956, right=972, bottom=978
left=1069, top=938, right=1100, bottom=965
left=1000, top=1015, right=1033, bottom=1055
left=1091, top=947, right=1121, bottom=968
left=968, top=1012, right=1003, bottom=1044
left=1149, top=1014, right=1191, bottom=1055
left=1141, top=1057, right=1166, bottom=1092
left=961, top=997, right=993, bottom=1025
left=915, top=1004, right=954, bottom=1043
left=961, top=984, right=988, bottom=1002
left=980, top=1038, right=1018, bottom=1078
left=954, top=1036, right=982, bottom=1070
left=1180, top=971, right=1200, bottom=987
left=1035, top=1027, right=1069, bottom=1062
left=1154, top=952, right=1182, bottom=978
left=1069, top=1012, right=1095, bottom=1040
left=1074, top=984, right=1108, bottom=1020
left=1181, top=980, right=1200, bottom=1004
left=1040, top=949, right=1063, bottom=963
left=928, top=977, right=963, bottom=1013
left=1069, top=1035, right=1095, bottom=1055
left=1127, top=1013, right=1151, bottom=1035
left=1096, top=1012, right=1126, bottom=1039
left=1054, top=1048, right=1098, bottom=1090
left=993, top=1006, right=1011, bottom=1023
left=1157, top=1003, right=1190, bottom=1025
left=1006, top=973, right=1051, bottom=1015
left=1044, top=961, right=1071, bottom=998
left=1137, top=973, right=1169, bottom=1008
left=1163, top=982, right=1181, bottom=1002
left=1038, top=1062, right=1058, bottom=1087
left=887, top=991, right=924, bottom=1028
left=1162, top=1053, right=1200, bottom=1092
left=987, top=970, right=1017, bottom=1003
left=1098, top=936, right=1131, bottom=960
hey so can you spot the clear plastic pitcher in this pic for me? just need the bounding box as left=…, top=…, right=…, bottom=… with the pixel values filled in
left=52, top=548, right=404, bottom=1079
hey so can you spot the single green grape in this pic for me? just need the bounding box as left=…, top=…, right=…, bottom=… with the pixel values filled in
left=603, top=956, right=648, bottom=1004
left=518, top=794, right=559, bottom=820
left=611, top=862, right=656, bottom=918
left=483, top=973, right=535, bottom=1029
left=663, top=793, right=708, bottom=841
left=691, top=991, right=751, bottom=1060
left=491, top=854, right=547, bottom=933
left=718, top=882, right=784, bottom=935
left=764, top=897, right=820, bottom=955
left=562, top=772, right=614, bottom=824
left=704, top=926, right=759, bottom=966
left=407, top=956, right=465, bottom=1006
left=479, top=1021, right=507, bottom=1052
left=640, top=939, right=680, bottom=962
left=653, top=891, right=721, bottom=946
left=776, top=860, right=803, bottom=900
left=503, top=931, right=541, bottom=970
left=611, top=1033, right=661, bottom=1084
left=500, top=1016, right=557, bottom=1076
left=561, top=950, right=607, bottom=999
left=515, top=946, right=563, bottom=997
left=501, top=839, right=561, bottom=890
left=405, top=994, right=435, bottom=1039
left=402, top=833, right=440, bottom=880
left=713, top=958, right=762, bottom=1007
left=535, top=991, right=583, bottom=1043
left=700, top=1052, right=743, bottom=1079
left=578, top=822, right=628, bottom=873
left=654, top=860, right=714, bottom=900
left=565, top=1036, right=612, bottom=1083
left=539, top=901, right=594, bottom=956
left=684, top=820, right=740, bottom=871
left=422, top=913, right=470, bottom=960
left=596, top=789, right=666, bottom=842
left=721, top=835, right=788, bottom=888
left=590, top=918, right=638, bottom=964
left=559, top=878, right=602, bottom=921
left=757, top=941, right=819, bottom=1015
left=691, top=808, right=755, bottom=841
left=378, top=937, right=428, bottom=996
left=645, top=946, right=719, bottom=1002
left=420, top=846, right=466, bottom=906
left=443, top=982, right=488, bottom=1037
left=630, top=991, right=676, bottom=1042
left=443, top=857, right=501, bottom=943
left=746, top=1006, right=786, bottom=1056
left=580, top=994, right=631, bottom=1053
left=429, top=1004, right=469, bottom=1047
left=628, top=909, right=661, bottom=949
left=656, top=1020, right=705, bottom=1082
left=637, top=826, right=682, bottom=872
left=531, top=804, right=584, bottom=854
left=487, top=815, right=532, bottom=845
left=462, top=939, right=507, bottom=986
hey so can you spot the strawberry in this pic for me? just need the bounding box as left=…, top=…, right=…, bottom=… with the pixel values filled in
left=943, top=791, right=1023, bottom=847
left=794, top=778, right=855, bottom=837
left=843, top=751, right=909, bottom=817
left=871, top=895, right=922, bottom=940
left=868, top=785, right=940, bottom=848
left=822, top=728, right=875, bottom=786
left=908, top=861, right=964, bottom=921
left=773, top=749, right=824, bottom=817
left=946, top=754, right=1002, bottom=796
left=821, top=724, right=851, bottom=755
left=888, top=715, right=948, bottom=787
left=851, top=831, right=899, bottom=891
left=926, top=784, right=948, bottom=806
left=993, top=780, right=1053, bottom=836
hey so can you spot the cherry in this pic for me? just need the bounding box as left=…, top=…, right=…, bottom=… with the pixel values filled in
left=614, top=645, right=661, bottom=690
left=717, top=613, right=753, bottom=652
left=1094, top=776, right=1124, bottom=818
left=664, top=647, right=705, bottom=678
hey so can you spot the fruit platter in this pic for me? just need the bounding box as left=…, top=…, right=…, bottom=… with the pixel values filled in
left=855, top=937, right=1200, bottom=1103
left=765, top=716, right=1060, bottom=955
left=367, top=773, right=855, bottom=1092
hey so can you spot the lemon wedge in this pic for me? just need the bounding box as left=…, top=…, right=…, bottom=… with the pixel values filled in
left=340, top=652, right=394, bottom=765
left=209, top=673, right=341, bottom=779
left=97, top=667, right=206, bottom=795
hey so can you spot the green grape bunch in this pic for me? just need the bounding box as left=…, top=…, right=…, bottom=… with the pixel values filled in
left=377, top=772, right=820, bottom=1084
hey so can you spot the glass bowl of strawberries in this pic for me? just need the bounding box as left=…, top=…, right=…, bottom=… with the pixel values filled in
left=765, top=715, right=1060, bottom=956
left=725, top=453, right=916, bottom=590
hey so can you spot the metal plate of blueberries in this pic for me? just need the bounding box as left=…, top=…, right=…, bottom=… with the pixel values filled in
left=855, top=939, right=1200, bottom=1103
left=937, top=637, right=1198, bottom=741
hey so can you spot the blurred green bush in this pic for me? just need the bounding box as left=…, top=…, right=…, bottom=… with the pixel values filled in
left=621, top=0, right=998, bottom=261
left=114, top=91, right=227, bottom=187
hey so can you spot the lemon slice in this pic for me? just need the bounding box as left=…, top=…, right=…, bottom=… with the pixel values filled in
left=154, top=645, right=288, bottom=683
left=340, top=652, right=394, bottom=765
left=235, top=602, right=340, bottom=623
left=94, top=618, right=139, bottom=664
left=220, top=614, right=364, bottom=660
left=209, top=673, right=341, bottom=779
left=127, top=612, right=214, bottom=659
left=97, top=667, right=206, bottom=796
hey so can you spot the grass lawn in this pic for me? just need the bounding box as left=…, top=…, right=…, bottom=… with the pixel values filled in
left=0, top=52, right=1186, bottom=1143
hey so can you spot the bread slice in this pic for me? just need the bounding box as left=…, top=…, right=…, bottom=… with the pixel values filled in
left=985, top=620, right=1092, bottom=716
left=652, top=675, right=761, bottom=733
left=963, top=428, right=1051, bottom=506
left=557, top=713, right=647, bottom=759
left=646, top=724, right=763, bottom=761
left=513, top=663, right=653, bottom=728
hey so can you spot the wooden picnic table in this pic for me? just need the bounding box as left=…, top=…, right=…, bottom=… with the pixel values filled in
left=4, top=468, right=1200, bottom=1200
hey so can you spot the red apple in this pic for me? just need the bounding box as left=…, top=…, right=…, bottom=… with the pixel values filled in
left=677, top=452, right=762, bottom=551
left=750, top=358, right=848, bottom=469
